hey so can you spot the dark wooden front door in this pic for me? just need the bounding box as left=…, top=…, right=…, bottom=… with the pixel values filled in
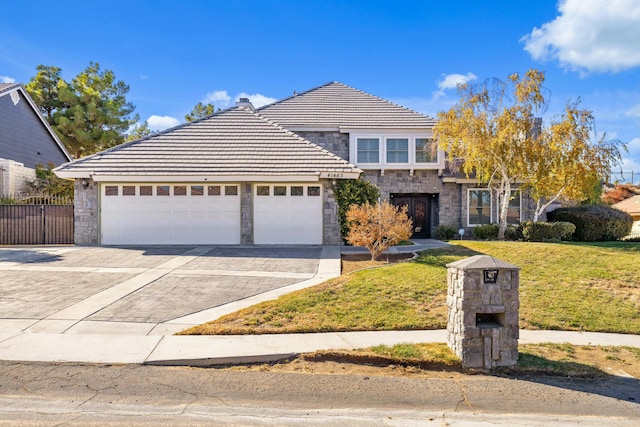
left=391, top=194, right=431, bottom=238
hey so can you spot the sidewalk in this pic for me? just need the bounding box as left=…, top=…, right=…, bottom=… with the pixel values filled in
left=0, top=240, right=638, bottom=367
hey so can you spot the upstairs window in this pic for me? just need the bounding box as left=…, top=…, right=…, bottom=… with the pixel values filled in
left=357, top=138, right=379, bottom=163
left=415, top=138, right=436, bottom=163
left=386, top=138, right=409, bottom=163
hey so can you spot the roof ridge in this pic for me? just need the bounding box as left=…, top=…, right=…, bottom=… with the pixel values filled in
left=256, top=81, right=336, bottom=112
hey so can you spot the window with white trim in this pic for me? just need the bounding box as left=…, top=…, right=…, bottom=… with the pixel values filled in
left=415, top=138, right=436, bottom=163
left=468, top=189, right=491, bottom=226
left=356, top=138, right=379, bottom=163
left=386, top=138, right=409, bottom=163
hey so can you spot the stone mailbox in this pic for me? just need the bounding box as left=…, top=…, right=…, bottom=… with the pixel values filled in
left=446, top=255, right=520, bottom=370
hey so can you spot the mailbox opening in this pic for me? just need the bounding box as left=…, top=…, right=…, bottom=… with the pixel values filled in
left=476, top=312, right=504, bottom=328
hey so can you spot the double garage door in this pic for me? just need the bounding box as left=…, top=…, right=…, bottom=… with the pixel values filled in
left=100, top=183, right=322, bottom=245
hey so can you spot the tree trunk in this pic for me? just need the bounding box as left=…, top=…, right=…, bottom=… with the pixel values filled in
left=497, top=178, right=511, bottom=240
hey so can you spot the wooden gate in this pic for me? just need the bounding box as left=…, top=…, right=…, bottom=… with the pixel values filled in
left=0, top=204, right=74, bottom=245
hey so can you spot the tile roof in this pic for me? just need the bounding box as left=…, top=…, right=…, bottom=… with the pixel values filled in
left=258, top=81, right=435, bottom=130
left=0, top=83, right=19, bottom=96
left=55, top=106, right=361, bottom=178
left=612, top=195, right=640, bottom=215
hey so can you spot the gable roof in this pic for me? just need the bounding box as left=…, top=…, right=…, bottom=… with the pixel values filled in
left=258, top=81, right=436, bottom=131
left=612, top=195, right=640, bottom=216
left=55, top=106, right=361, bottom=181
left=0, top=83, right=72, bottom=163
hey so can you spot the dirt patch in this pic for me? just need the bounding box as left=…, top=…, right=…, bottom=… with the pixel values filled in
left=341, top=253, right=415, bottom=274
left=226, top=345, right=640, bottom=380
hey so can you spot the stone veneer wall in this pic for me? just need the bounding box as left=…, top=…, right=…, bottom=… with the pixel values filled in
left=363, top=170, right=463, bottom=235
left=74, top=178, right=99, bottom=245
left=446, top=257, right=520, bottom=369
left=0, top=159, right=36, bottom=196
left=295, top=131, right=350, bottom=162
left=322, top=179, right=342, bottom=245
left=241, top=183, right=253, bottom=244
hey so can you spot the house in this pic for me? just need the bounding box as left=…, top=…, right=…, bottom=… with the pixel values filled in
left=0, top=83, right=72, bottom=196
left=55, top=82, right=532, bottom=245
left=612, top=195, right=640, bottom=238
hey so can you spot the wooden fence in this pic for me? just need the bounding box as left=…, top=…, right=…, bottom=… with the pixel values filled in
left=0, top=196, right=74, bottom=245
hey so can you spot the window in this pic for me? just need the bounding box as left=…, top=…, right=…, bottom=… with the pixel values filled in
left=386, top=138, right=409, bottom=163
left=122, top=186, right=136, bottom=196
left=140, top=186, right=153, bottom=196
left=506, top=190, right=521, bottom=224
left=415, top=138, right=436, bottom=163
left=308, top=186, right=320, bottom=196
left=157, top=185, right=170, bottom=196
left=274, top=186, right=287, bottom=196
left=357, top=138, right=379, bottom=163
left=190, top=185, right=203, bottom=196
left=256, top=185, right=270, bottom=196
left=225, top=185, right=238, bottom=196
left=174, top=185, right=187, bottom=196
left=291, top=186, right=303, bottom=196
left=105, top=186, right=118, bottom=196
left=468, top=189, right=491, bottom=225
left=208, top=185, right=221, bottom=196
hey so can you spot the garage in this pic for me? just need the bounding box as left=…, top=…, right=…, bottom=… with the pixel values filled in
left=253, top=184, right=323, bottom=244
left=100, top=183, right=241, bottom=245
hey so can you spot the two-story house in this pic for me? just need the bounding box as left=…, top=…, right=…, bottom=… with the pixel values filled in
left=55, top=82, right=529, bottom=245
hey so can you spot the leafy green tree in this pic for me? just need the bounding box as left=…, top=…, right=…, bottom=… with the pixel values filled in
left=26, top=62, right=138, bottom=159
left=126, top=120, right=153, bottom=141
left=185, top=102, right=216, bottom=122
left=25, top=65, right=66, bottom=122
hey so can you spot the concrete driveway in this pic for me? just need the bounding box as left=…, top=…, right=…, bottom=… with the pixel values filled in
left=0, top=245, right=339, bottom=336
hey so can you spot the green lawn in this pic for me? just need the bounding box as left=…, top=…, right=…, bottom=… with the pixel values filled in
left=181, top=241, right=640, bottom=335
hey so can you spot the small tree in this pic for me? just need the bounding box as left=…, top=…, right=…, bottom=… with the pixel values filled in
left=346, top=201, right=412, bottom=261
left=185, top=102, right=216, bottom=122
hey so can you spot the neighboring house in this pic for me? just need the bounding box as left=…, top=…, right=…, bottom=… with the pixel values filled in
left=612, top=195, right=640, bottom=238
left=0, top=83, right=72, bottom=196
left=55, top=82, right=533, bottom=246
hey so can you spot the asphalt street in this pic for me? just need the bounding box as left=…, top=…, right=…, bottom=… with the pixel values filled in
left=0, top=361, right=638, bottom=426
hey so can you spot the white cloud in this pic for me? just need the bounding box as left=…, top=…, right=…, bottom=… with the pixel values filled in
left=236, top=92, right=277, bottom=108
left=201, top=90, right=276, bottom=110
left=0, top=76, right=16, bottom=83
left=626, top=104, right=640, bottom=118
left=203, top=90, right=232, bottom=109
left=147, top=115, right=180, bottom=131
left=433, top=72, right=477, bottom=98
left=521, top=0, right=640, bottom=73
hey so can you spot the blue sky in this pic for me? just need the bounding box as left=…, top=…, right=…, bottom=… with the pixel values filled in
left=2, top=0, right=639, bottom=183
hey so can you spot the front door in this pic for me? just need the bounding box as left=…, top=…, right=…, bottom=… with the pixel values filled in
left=391, top=194, right=432, bottom=238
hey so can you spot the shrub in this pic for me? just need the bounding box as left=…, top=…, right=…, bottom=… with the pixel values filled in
left=552, top=221, right=576, bottom=240
left=472, top=224, right=499, bottom=240
left=333, top=178, right=380, bottom=241
left=435, top=224, right=457, bottom=241
left=346, top=201, right=413, bottom=260
left=505, top=225, right=520, bottom=241
left=547, top=205, right=633, bottom=241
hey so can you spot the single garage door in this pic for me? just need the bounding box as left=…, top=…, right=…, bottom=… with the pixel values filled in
left=253, top=184, right=322, bottom=244
left=101, top=183, right=241, bottom=245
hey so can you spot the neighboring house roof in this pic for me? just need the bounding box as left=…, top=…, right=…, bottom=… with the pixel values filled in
left=55, top=106, right=361, bottom=181
left=612, top=195, right=640, bottom=217
left=258, top=81, right=435, bottom=131
left=0, top=83, right=72, bottom=166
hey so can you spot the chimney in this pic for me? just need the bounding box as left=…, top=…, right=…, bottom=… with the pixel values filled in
left=235, top=97, right=254, bottom=111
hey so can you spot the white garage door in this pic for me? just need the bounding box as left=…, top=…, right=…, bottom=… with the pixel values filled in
left=101, top=183, right=241, bottom=245
left=253, top=184, right=323, bottom=244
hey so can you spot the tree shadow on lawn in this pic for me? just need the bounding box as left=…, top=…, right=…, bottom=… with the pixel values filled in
left=413, top=244, right=483, bottom=268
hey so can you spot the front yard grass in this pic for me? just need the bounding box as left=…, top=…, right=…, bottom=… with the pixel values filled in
left=181, top=241, right=640, bottom=336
